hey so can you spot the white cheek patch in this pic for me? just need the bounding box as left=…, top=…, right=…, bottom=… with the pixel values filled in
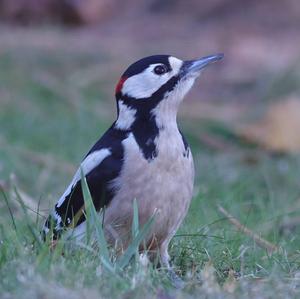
left=115, top=100, right=136, bottom=130
left=122, top=65, right=170, bottom=99
left=121, top=58, right=183, bottom=99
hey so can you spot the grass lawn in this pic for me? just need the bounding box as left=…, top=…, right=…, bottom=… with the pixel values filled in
left=1, top=29, right=300, bottom=299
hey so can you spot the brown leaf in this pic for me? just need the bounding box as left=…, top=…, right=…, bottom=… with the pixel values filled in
left=239, top=97, right=300, bottom=153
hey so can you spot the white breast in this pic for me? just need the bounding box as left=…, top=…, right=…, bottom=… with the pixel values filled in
left=105, top=128, right=194, bottom=248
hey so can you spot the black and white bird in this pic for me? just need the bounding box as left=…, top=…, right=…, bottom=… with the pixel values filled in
left=43, top=53, right=223, bottom=268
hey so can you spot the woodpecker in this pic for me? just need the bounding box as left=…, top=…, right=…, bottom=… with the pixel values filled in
left=43, top=53, right=223, bottom=268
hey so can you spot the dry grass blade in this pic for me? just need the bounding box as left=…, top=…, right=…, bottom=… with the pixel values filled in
left=217, top=205, right=279, bottom=255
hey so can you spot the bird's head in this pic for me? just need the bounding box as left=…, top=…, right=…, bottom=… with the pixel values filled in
left=115, top=54, right=223, bottom=130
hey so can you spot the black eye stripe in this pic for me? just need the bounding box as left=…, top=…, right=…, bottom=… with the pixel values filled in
left=154, top=65, right=167, bottom=75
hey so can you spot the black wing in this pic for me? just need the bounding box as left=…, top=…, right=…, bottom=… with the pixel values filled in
left=43, top=126, right=128, bottom=239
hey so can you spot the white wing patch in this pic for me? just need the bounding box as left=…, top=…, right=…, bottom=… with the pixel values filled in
left=56, top=148, right=111, bottom=208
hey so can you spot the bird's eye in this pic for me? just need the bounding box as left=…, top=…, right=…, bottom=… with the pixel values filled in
left=154, top=65, right=167, bottom=75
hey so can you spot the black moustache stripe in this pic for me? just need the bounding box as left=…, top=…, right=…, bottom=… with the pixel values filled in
left=116, top=75, right=180, bottom=112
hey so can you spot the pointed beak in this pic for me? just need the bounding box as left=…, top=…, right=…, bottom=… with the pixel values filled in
left=181, top=53, right=224, bottom=77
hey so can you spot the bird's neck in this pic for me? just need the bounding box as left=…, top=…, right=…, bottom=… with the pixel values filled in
left=115, top=96, right=180, bottom=132
left=150, top=96, right=179, bottom=130
left=115, top=97, right=181, bottom=160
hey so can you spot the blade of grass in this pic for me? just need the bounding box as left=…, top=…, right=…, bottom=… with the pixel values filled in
left=132, top=199, right=140, bottom=264
left=35, top=196, right=43, bottom=226
left=117, top=211, right=155, bottom=270
left=132, top=199, right=139, bottom=238
left=80, top=169, right=112, bottom=268
left=14, top=187, right=43, bottom=249
left=0, top=187, right=17, bottom=232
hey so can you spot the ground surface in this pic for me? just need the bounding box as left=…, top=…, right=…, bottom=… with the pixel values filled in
left=1, top=23, right=300, bottom=298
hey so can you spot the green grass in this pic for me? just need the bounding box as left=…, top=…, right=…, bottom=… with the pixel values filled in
left=1, top=32, right=300, bottom=298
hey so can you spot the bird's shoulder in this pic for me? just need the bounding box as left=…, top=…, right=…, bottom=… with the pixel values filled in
left=86, top=124, right=128, bottom=157
left=43, top=125, right=129, bottom=238
left=71, top=124, right=129, bottom=183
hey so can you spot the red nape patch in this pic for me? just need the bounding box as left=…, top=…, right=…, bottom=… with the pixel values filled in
left=115, top=76, right=127, bottom=94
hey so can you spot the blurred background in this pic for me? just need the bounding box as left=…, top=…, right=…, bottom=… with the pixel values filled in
left=1, top=0, right=300, bottom=213
left=1, top=0, right=300, bottom=253
left=1, top=0, right=300, bottom=208
left=1, top=0, right=300, bottom=294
